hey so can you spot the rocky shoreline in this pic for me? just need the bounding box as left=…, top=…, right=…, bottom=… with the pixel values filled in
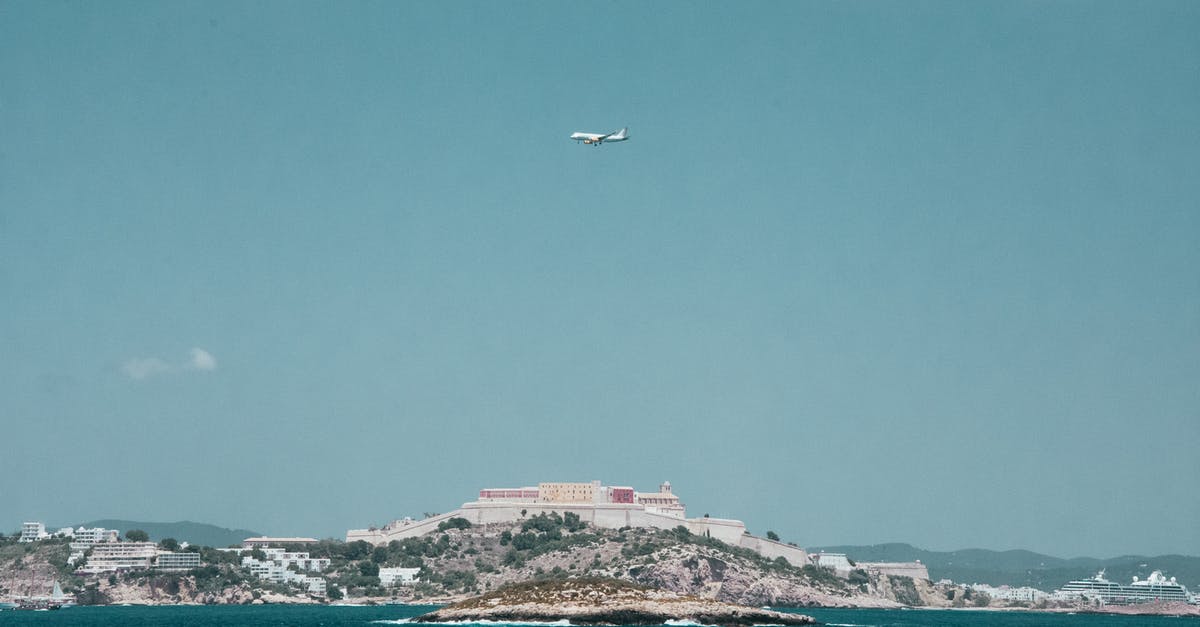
left=413, top=578, right=817, bottom=626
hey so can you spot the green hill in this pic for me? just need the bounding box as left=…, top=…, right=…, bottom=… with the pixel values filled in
left=76, top=520, right=260, bottom=548
left=809, top=542, right=1200, bottom=591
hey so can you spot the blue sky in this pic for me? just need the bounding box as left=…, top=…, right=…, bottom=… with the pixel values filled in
left=2, top=1, right=1197, bottom=558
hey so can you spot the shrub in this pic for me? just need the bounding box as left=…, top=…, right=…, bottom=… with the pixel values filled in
left=437, top=517, right=472, bottom=532
left=562, top=512, right=587, bottom=532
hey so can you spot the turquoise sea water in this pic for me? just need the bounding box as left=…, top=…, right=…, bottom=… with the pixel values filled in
left=0, top=605, right=1196, bottom=626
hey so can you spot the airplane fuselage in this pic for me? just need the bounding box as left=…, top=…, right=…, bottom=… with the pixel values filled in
left=570, top=128, right=629, bottom=145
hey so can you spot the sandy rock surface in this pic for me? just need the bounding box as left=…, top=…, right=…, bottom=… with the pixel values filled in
left=416, top=578, right=818, bottom=626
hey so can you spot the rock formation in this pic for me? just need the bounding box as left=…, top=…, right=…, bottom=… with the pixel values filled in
left=415, top=578, right=818, bottom=626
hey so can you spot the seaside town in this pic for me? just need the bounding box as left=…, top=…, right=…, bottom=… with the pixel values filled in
left=3, top=480, right=1197, bottom=613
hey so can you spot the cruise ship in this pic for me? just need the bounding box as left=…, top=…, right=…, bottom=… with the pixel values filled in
left=1053, top=569, right=1194, bottom=605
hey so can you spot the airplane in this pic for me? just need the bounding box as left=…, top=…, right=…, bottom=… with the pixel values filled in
left=570, top=127, right=629, bottom=146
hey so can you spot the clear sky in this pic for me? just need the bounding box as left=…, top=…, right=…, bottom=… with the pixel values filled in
left=2, top=1, right=1197, bottom=558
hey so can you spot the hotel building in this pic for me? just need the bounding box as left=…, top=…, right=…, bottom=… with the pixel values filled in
left=77, top=542, right=159, bottom=574
left=19, top=522, right=50, bottom=543
left=155, top=552, right=202, bottom=571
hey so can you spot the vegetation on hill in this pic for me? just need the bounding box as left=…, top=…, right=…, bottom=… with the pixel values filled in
left=302, top=516, right=862, bottom=605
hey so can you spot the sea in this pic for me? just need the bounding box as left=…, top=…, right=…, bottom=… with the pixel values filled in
left=0, top=605, right=1197, bottom=627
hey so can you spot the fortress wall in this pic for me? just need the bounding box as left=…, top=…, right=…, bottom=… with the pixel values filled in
left=349, top=502, right=800, bottom=571
left=455, top=502, right=695, bottom=534
left=347, top=510, right=465, bottom=545
left=346, top=528, right=379, bottom=543
left=861, top=562, right=930, bottom=581
left=738, top=534, right=809, bottom=566
left=594, top=506, right=634, bottom=528
left=459, top=502, right=651, bottom=529
left=688, top=518, right=749, bottom=545
left=626, top=508, right=689, bottom=531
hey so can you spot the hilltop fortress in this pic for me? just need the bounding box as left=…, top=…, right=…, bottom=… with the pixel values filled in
left=346, top=480, right=812, bottom=567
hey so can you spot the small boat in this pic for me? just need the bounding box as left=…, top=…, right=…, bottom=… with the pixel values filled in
left=12, top=581, right=70, bottom=610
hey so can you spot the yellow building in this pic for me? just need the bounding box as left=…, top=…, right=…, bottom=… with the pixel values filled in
left=538, top=480, right=600, bottom=503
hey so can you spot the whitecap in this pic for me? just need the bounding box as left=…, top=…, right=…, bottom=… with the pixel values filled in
left=384, top=614, right=571, bottom=619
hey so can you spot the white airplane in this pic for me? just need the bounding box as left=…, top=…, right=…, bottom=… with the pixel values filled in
left=570, top=127, right=629, bottom=146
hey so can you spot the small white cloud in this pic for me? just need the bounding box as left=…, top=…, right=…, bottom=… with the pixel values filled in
left=121, top=348, right=218, bottom=380
left=189, top=347, right=217, bottom=371
left=121, top=357, right=172, bottom=381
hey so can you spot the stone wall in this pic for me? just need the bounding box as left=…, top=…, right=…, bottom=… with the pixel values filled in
left=861, top=561, right=930, bottom=581
left=738, top=534, right=810, bottom=566
left=686, top=517, right=748, bottom=545
left=346, top=503, right=807, bottom=573
left=346, top=510, right=465, bottom=544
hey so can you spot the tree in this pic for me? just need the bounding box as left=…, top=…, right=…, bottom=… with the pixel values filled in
left=371, top=545, right=389, bottom=564
left=766, top=531, right=780, bottom=542
left=125, top=529, right=149, bottom=542
left=160, top=538, right=180, bottom=552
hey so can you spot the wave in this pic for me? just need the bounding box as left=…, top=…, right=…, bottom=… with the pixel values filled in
left=374, top=614, right=576, bottom=619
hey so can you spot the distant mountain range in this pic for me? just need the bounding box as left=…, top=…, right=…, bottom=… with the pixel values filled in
left=809, top=542, right=1200, bottom=591
left=76, top=520, right=260, bottom=548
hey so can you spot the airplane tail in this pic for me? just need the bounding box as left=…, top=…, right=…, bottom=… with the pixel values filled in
left=609, top=127, right=628, bottom=140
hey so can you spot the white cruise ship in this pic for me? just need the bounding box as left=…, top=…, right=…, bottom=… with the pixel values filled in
left=1053, top=569, right=1193, bottom=605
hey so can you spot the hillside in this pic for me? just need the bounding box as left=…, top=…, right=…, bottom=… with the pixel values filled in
left=0, top=536, right=316, bottom=605
left=810, top=543, right=1200, bottom=591
left=311, top=514, right=933, bottom=607
left=77, top=520, right=260, bottom=548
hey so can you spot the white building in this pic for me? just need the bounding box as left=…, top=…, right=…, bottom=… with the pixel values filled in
left=236, top=547, right=329, bottom=597
left=20, top=522, right=50, bottom=543
left=77, top=542, right=158, bottom=574
left=68, top=527, right=121, bottom=565
left=156, top=552, right=202, bottom=571
left=972, top=583, right=1049, bottom=603
left=283, top=571, right=327, bottom=596
left=241, top=537, right=318, bottom=548
left=73, top=527, right=120, bottom=545
left=379, top=567, right=421, bottom=586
